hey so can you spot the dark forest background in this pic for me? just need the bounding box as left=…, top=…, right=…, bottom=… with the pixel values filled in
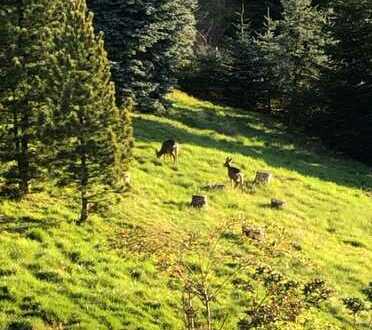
left=181, top=0, right=372, bottom=165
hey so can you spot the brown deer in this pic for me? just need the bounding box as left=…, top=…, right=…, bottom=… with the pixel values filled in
left=156, top=139, right=179, bottom=165
left=224, top=157, right=244, bottom=188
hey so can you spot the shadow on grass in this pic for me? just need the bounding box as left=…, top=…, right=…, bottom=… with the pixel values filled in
left=0, top=215, right=57, bottom=234
left=134, top=104, right=372, bottom=191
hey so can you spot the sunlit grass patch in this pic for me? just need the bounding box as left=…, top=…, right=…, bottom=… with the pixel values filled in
left=1, top=90, right=371, bottom=329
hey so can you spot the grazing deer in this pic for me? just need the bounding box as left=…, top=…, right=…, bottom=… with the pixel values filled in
left=156, top=139, right=179, bottom=165
left=224, top=157, right=244, bottom=188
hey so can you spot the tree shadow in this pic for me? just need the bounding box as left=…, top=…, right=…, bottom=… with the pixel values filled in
left=134, top=105, right=372, bottom=191
left=0, top=215, right=57, bottom=235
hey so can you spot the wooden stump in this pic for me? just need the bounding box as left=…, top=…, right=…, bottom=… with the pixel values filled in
left=254, top=171, right=272, bottom=185
left=191, top=195, right=207, bottom=208
left=242, top=225, right=265, bottom=241
left=271, top=199, right=286, bottom=209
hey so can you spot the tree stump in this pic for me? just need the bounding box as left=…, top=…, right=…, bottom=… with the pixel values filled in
left=191, top=195, right=207, bottom=208
left=254, top=171, right=272, bottom=185
left=271, top=199, right=286, bottom=209
left=242, top=225, right=265, bottom=242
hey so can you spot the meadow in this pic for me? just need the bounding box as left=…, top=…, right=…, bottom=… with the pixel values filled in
left=0, top=91, right=371, bottom=329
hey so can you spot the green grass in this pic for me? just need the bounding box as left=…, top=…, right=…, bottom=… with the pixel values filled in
left=0, top=90, right=371, bottom=329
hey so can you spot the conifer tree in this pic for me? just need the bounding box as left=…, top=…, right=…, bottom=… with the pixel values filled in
left=257, top=13, right=281, bottom=111
left=0, top=0, right=60, bottom=196
left=227, top=4, right=265, bottom=108
left=88, top=0, right=197, bottom=112
left=316, top=0, right=372, bottom=161
left=257, top=0, right=331, bottom=125
left=48, top=0, right=132, bottom=223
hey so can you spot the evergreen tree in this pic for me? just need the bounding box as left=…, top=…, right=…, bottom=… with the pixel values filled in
left=227, top=4, right=265, bottom=108
left=48, top=0, right=132, bottom=223
left=315, top=0, right=372, bottom=162
left=257, top=13, right=281, bottom=111
left=197, top=0, right=282, bottom=44
left=0, top=0, right=60, bottom=196
left=257, top=0, right=331, bottom=125
left=239, top=0, right=282, bottom=32
left=88, top=0, right=197, bottom=112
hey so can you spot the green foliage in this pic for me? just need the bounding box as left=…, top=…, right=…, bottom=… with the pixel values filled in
left=342, top=297, right=366, bottom=315
left=257, top=0, right=332, bottom=125
left=197, top=0, right=282, bottom=45
left=179, top=46, right=233, bottom=104
left=312, top=0, right=372, bottom=163
left=239, top=267, right=332, bottom=329
left=0, top=0, right=61, bottom=195
left=45, top=0, right=132, bottom=222
left=88, top=0, right=197, bottom=112
left=226, top=8, right=266, bottom=109
left=362, top=282, right=372, bottom=302
left=303, top=278, right=332, bottom=306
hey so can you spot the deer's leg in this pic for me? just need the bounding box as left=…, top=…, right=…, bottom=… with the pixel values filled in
left=172, top=152, right=177, bottom=165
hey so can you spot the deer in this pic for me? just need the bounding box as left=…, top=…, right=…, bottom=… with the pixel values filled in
left=156, top=139, right=179, bottom=165
left=224, top=157, right=244, bottom=188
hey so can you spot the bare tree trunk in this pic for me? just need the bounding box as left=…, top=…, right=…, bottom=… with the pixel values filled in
left=203, top=289, right=212, bottom=330
left=183, top=289, right=195, bottom=330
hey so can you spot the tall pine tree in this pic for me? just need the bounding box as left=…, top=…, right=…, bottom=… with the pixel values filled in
left=257, top=0, right=331, bottom=125
left=227, top=3, right=266, bottom=108
left=48, top=0, right=133, bottom=223
left=88, top=0, right=197, bottom=112
left=257, top=12, right=281, bottom=111
left=0, top=0, right=61, bottom=196
left=315, top=0, right=372, bottom=162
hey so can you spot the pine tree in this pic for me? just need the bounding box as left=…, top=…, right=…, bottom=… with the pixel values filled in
left=257, top=12, right=281, bottom=111
left=88, top=0, right=197, bottom=112
left=258, top=0, right=331, bottom=125
left=0, top=0, right=61, bottom=196
left=227, top=3, right=265, bottom=108
left=48, top=0, right=132, bottom=223
left=316, top=0, right=372, bottom=162
left=197, top=0, right=282, bottom=44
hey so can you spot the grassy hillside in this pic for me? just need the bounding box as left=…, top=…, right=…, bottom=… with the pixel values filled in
left=0, top=91, right=371, bottom=329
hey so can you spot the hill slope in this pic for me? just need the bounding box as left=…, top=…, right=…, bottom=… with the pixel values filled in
left=0, top=91, right=371, bottom=329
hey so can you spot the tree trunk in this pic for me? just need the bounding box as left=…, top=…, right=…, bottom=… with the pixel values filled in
left=15, top=1, right=30, bottom=196
left=205, top=298, right=212, bottom=330
left=203, top=289, right=212, bottom=330
left=267, top=89, right=272, bottom=112
left=79, top=188, right=88, bottom=224
left=183, top=289, right=195, bottom=330
left=78, top=144, right=88, bottom=224
left=19, top=109, right=30, bottom=195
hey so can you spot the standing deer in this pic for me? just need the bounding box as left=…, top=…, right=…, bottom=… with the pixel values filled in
left=156, top=139, right=179, bottom=165
left=224, top=157, right=244, bottom=188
